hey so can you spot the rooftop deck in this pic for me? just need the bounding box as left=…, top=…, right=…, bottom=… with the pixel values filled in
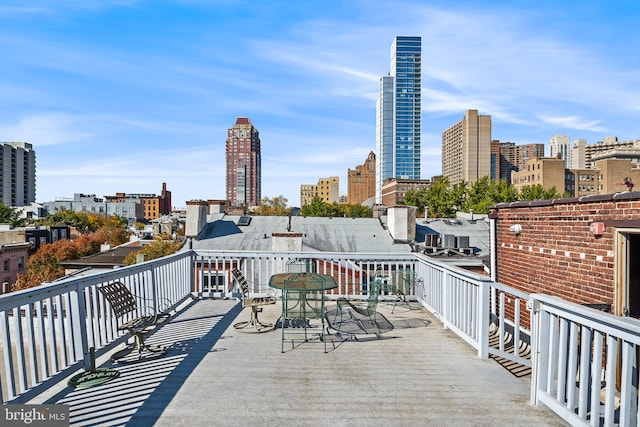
left=32, top=298, right=566, bottom=426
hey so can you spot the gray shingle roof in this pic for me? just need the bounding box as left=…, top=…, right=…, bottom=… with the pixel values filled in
left=192, top=215, right=413, bottom=253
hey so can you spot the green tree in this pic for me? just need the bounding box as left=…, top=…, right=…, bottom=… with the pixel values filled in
left=0, top=203, right=27, bottom=227
left=300, top=197, right=329, bottom=217
left=403, top=187, right=428, bottom=215
left=343, top=203, right=373, bottom=218
left=519, top=184, right=562, bottom=201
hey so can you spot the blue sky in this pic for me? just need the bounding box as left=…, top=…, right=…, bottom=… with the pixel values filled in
left=1, top=1, right=639, bottom=208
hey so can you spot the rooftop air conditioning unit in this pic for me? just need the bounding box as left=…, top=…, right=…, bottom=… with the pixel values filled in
left=442, top=234, right=456, bottom=248
left=425, top=234, right=438, bottom=247
left=456, top=236, right=469, bottom=249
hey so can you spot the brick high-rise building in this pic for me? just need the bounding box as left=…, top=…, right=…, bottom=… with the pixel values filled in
left=226, top=117, right=261, bottom=208
left=348, top=151, right=376, bottom=205
left=498, top=141, right=545, bottom=183
left=0, top=142, right=36, bottom=207
left=441, top=110, right=491, bottom=185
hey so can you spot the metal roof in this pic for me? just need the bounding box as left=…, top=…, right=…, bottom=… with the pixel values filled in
left=192, top=215, right=412, bottom=253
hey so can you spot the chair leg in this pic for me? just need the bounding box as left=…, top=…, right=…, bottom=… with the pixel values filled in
left=111, top=331, right=166, bottom=363
left=234, top=306, right=275, bottom=332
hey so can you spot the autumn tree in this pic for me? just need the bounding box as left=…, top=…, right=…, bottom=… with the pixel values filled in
left=253, top=196, right=292, bottom=216
left=12, top=223, right=131, bottom=291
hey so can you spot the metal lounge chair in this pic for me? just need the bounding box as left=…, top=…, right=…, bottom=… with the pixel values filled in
left=231, top=268, right=277, bottom=332
left=99, top=281, right=171, bottom=363
left=386, top=269, right=423, bottom=313
left=332, top=279, right=390, bottom=338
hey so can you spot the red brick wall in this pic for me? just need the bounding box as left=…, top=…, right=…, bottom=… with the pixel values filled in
left=492, top=193, right=640, bottom=311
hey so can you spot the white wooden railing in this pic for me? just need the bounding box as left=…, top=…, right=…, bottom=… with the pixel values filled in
left=0, top=250, right=193, bottom=403
left=530, top=294, right=640, bottom=427
left=2, top=248, right=637, bottom=426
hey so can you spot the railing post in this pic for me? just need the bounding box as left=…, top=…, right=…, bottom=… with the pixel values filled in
left=527, top=296, right=542, bottom=405
left=441, top=269, right=449, bottom=329
left=477, top=280, right=490, bottom=359
left=71, top=283, right=91, bottom=371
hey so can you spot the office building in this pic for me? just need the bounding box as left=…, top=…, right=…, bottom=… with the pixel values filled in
left=375, top=36, right=422, bottom=204
left=441, top=110, right=491, bottom=185
left=347, top=151, right=376, bottom=205
left=226, top=117, right=261, bottom=208
left=0, top=142, right=36, bottom=207
left=300, top=177, right=339, bottom=206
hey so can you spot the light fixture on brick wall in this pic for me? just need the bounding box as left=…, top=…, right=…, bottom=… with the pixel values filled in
left=591, top=222, right=605, bottom=236
left=509, top=224, right=522, bottom=236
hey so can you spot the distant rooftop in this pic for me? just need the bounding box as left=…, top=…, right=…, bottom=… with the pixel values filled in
left=192, top=214, right=412, bottom=253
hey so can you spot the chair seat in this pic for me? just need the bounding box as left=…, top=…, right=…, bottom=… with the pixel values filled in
left=119, top=315, right=157, bottom=332
left=245, top=295, right=276, bottom=307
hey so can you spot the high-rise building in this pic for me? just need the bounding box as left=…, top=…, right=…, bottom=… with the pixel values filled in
left=375, top=36, right=422, bottom=204
left=0, top=142, right=36, bottom=207
left=226, top=117, right=261, bottom=208
left=549, top=134, right=570, bottom=166
left=441, top=110, right=491, bottom=185
left=347, top=151, right=376, bottom=205
left=498, top=141, right=545, bottom=183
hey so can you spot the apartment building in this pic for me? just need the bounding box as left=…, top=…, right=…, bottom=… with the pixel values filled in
left=498, top=141, right=546, bottom=183
left=0, top=142, right=36, bottom=207
left=442, top=110, right=491, bottom=185
left=300, top=177, right=339, bottom=206
left=511, top=157, right=640, bottom=197
left=226, top=117, right=261, bottom=208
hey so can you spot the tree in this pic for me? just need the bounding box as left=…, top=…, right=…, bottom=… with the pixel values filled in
left=300, top=197, right=329, bottom=217
left=253, top=196, right=292, bottom=216
left=123, top=239, right=183, bottom=266
left=12, top=224, right=131, bottom=291
left=519, top=184, right=562, bottom=201
left=404, top=187, right=428, bottom=215
left=0, top=203, right=27, bottom=227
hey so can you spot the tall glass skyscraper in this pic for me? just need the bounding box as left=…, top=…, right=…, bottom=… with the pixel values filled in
left=376, top=36, right=422, bottom=204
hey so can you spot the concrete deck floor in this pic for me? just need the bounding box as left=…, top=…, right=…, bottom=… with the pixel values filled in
left=33, top=298, right=568, bottom=426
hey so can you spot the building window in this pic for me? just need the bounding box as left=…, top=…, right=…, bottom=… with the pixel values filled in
left=17, top=257, right=24, bottom=269
left=3, top=259, right=9, bottom=272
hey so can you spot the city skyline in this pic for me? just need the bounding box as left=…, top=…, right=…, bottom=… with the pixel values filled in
left=0, top=1, right=639, bottom=208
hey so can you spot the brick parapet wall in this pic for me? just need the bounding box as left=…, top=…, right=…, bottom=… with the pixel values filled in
left=491, top=192, right=640, bottom=310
